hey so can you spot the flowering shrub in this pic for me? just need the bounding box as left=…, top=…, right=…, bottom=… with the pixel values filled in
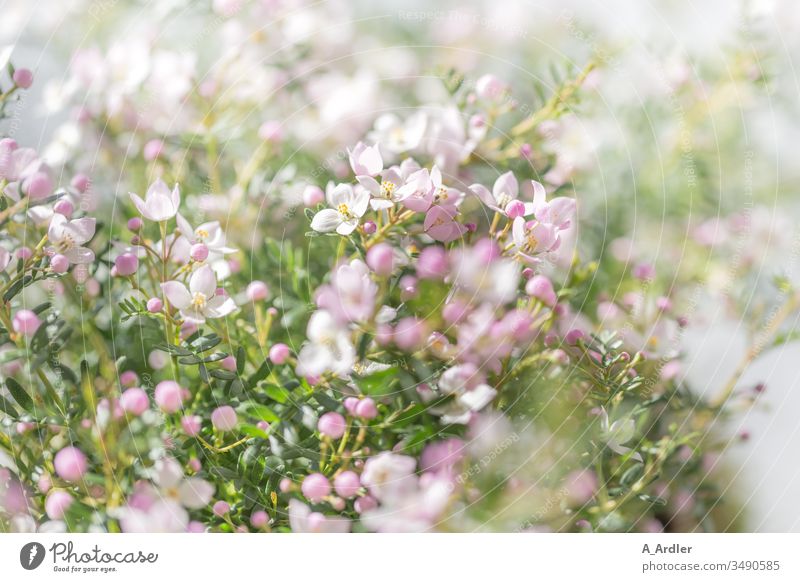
left=0, top=2, right=794, bottom=533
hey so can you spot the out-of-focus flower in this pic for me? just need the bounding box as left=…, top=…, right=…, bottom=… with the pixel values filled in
left=288, top=499, right=350, bottom=533
left=295, top=310, right=355, bottom=377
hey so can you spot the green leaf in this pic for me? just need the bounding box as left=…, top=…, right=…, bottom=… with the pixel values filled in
left=5, top=377, right=33, bottom=412
left=243, top=402, right=280, bottom=423
left=354, top=366, right=399, bottom=396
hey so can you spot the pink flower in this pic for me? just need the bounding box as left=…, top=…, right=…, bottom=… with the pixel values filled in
left=47, top=214, right=96, bottom=264
left=526, top=275, right=557, bottom=306
left=348, top=141, right=383, bottom=177
left=154, top=380, right=185, bottom=413
left=424, top=205, right=466, bottom=242
left=315, top=260, right=377, bottom=324
left=12, top=310, right=41, bottom=337
left=54, top=446, right=88, bottom=482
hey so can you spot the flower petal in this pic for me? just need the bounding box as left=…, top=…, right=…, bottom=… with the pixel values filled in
left=161, top=281, right=192, bottom=309
left=189, top=265, right=216, bottom=297
left=311, top=209, right=342, bottom=233
left=178, top=478, right=214, bottom=509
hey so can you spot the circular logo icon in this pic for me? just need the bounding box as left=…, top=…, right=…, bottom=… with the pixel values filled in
left=20, top=542, right=46, bottom=570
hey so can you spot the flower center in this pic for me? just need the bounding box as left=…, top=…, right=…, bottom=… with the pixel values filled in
left=57, top=233, right=76, bottom=252
left=195, top=228, right=209, bottom=240
left=337, top=203, right=353, bottom=219
left=497, top=192, right=512, bottom=208
left=380, top=181, right=396, bottom=198
left=433, top=186, right=448, bottom=203
left=191, top=292, right=207, bottom=310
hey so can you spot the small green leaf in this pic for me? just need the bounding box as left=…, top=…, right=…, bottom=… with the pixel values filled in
left=5, top=378, right=33, bottom=412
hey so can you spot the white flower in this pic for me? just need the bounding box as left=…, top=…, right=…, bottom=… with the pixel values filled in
left=347, top=141, right=383, bottom=176
left=47, top=214, right=96, bottom=264
left=599, top=408, right=642, bottom=462
left=288, top=499, right=351, bottom=533
left=433, top=365, right=497, bottom=425
left=129, top=179, right=181, bottom=222
left=175, top=214, right=236, bottom=255
left=470, top=172, right=545, bottom=216
left=361, top=477, right=451, bottom=533
left=160, top=265, right=236, bottom=324
left=360, top=452, right=418, bottom=502
left=295, top=310, right=355, bottom=377
left=310, top=183, right=369, bottom=235
left=369, top=112, right=427, bottom=154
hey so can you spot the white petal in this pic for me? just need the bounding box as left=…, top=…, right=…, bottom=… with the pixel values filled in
left=205, top=296, right=236, bottom=319
left=161, top=281, right=192, bottom=309
left=336, top=219, right=358, bottom=236
left=65, top=247, right=95, bottom=264
left=178, top=478, right=214, bottom=509
left=129, top=193, right=149, bottom=218
left=310, top=209, right=342, bottom=233
left=152, top=457, right=183, bottom=489
left=189, top=265, right=217, bottom=297
left=64, top=217, right=96, bottom=245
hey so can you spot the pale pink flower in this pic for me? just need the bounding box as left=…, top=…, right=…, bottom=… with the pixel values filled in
left=310, top=183, right=370, bottom=235
left=315, top=259, right=377, bottom=323
left=288, top=499, right=350, bottom=533
left=348, top=141, right=383, bottom=177
left=47, top=214, right=96, bottom=264
left=129, top=179, right=181, bottom=222
left=161, top=265, right=236, bottom=324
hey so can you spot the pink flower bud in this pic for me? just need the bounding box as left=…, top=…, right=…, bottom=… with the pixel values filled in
left=38, top=474, right=52, bottom=494
left=633, top=262, right=655, bottom=280
left=269, top=343, right=291, bottom=364
left=246, top=280, right=269, bottom=302
left=114, top=253, right=139, bottom=276
left=190, top=243, right=209, bottom=262
left=12, top=309, right=40, bottom=337
left=333, top=470, right=361, bottom=498
left=302, top=185, right=325, bottom=207
left=187, top=521, right=206, bottom=533
left=279, top=478, right=293, bottom=493
left=301, top=473, right=331, bottom=502
left=256, top=421, right=270, bottom=431
left=12, top=68, right=34, bottom=89
left=50, top=254, right=70, bottom=274
left=181, top=415, right=202, bottom=436
left=317, top=412, right=346, bottom=439
left=656, top=296, right=672, bottom=311
left=16, top=247, right=32, bottom=261
left=143, top=139, right=164, bottom=161
left=366, top=243, right=394, bottom=276
left=250, top=510, right=269, bottom=528
left=54, top=446, right=88, bottom=482
left=505, top=199, right=526, bottom=219
left=393, top=317, right=426, bottom=351
left=258, top=120, right=283, bottom=142
left=211, top=406, right=238, bottom=432
left=155, top=380, right=185, bottom=413
left=213, top=500, right=230, bottom=517
left=188, top=458, right=202, bottom=472
left=146, top=297, right=163, bottom=313
left=475, top=74, right=506, bottom=100
left=354, top=495, right=377, bottom=513
left=416, top=246, right=448, bottom=279
left=70, top=173, right=90, bottom=193
left=344, top=397, right=359, bottom=415
left=120, top=387, right=149, bottom=416
left=127, top=217, right=143, bottom=232
left=221, top=355, right=237, bottom=371
left=120, top=371, right=138, bottom=387
left=355, top=397, right=378, bottom=420
left=362, top=220, right=377, bottom=234
left=565, top=329, right=585, bottom=345
left=525, top=275, right=557, bottom=306
left=26, top=171, right=53, bottom=199
left=53, top=199, right=74, bottom=217
left=520, top=143, right=532, bottom=158
left=45, top=490, right=73, bottom=519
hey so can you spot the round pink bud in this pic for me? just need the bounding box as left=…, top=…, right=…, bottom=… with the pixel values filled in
left=38, top=474, right=52, bottom=494
left=127, top=217, right=143, bottom=232
left=505, top=199, right=526, bottom=219
left=520, top=143, right=533, bottom=158
left=250, top=510, right=269, bottom=528
left=12, top=68, right=34, bottom=89
left=269, top=343, right=291, bottom=365
left=146, top=297, right=163, bottom=313
left=522, top=267, right=534, bottom=279
left=45, top=490, right=73, bottom=520
left=333, top=470, right=361, bottom=498
left=301, top=473, right=331, bottom=502
left=366, top=243, right=394, bottom=276
left=362, top=220, right=377, bottom=234
left=246, top=280, right=269, bottom=302
left=475, top=74, right=505, bottom=100
left=54, top=446, right=88, bottom=482
left=354, top=495, right=378, bottom=514
left=120, top=371, right=138, bottom=387
left=70, top=173, right=91, bottom=193
left=565, top=329, right=585, bottom=345
left=143, top=139, right=164, bottom=161
left=656, top=296, right=672, bottom=311
left=12, top=309, right=41, bottom=337
left=302, top=185, right=325, bottom=207
left=181, top=414, right=202, bottom=436
left=317, top=412, right=346, bottom=439
left=258, top=120, right=283, bottom=142
left=343, top=397, right=359, bottom=415
left=211, top=405, right=238, bottom=432
left=416, top=246, right=448, bottom=279
left=256, top=421, right=270, bottom=431
left=120, top=387, right=149, bottom=416
left=188, top=458, right=202, bottom=472
left=50, top=254, right=70, bottom=274
left=26, top=171, right=53, bottom=199
left=154, top=380, right=185, bottom=413
left=114, top=253, right=139, bottom=276
left=190, top=243, right=209, bottom=262
left=393, top=317, right=425, bottom=351
left=187, top=521, right=206, bottom=533
left=525, top=275, right=557, bottom=306
left=279, top=478, right=292, bottom=493
left=53, top=199, right=74, bottom=217
left=221, top=355, right=237, bottom=371
left=213, top=500, right=230, bottom=517
left=329, top=496, right=345, bottom=511
left=355, top=397, right=378, bottom=420
left=633, top=262, right=656, bottom=280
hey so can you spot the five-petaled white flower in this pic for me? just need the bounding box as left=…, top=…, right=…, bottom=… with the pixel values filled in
left=310, top=183, right=370, bottom=235
left=47, top=214, right=96, bottom=264
left=469, top=172, right=544, bottom=217
left=348, top=141, right=383, bottom=177
left=295, top=310, right=355, bottom=377
left=130, top=179, right=181, bottom=222
left=161, top=265, right=236, bottom=324
left=175, top=214, right=236, bottom=255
